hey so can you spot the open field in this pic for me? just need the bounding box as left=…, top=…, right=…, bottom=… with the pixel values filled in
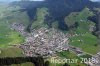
left=0, top=19, right=25, bottom=48
left=70, top=33, right=99, bottom=54
left=0, top=47, right=23, bottom=57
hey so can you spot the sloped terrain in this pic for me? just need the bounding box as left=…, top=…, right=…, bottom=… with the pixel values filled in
left=0, top=0, right=100, bottom=66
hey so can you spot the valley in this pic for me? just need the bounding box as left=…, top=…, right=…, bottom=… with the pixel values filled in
left=0, top=0, right=100, bottom=66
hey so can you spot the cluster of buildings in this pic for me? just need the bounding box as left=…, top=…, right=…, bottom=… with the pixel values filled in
left=11, top=23, right=30, bottom=37
left=21, top=28, right=69, bottom=57
left=11, top=23, right=69, bottom=57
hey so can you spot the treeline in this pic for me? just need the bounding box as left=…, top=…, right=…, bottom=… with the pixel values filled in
left=0, top=57, right=46, bottom=66
left=0, top=57, right=71, bottom=66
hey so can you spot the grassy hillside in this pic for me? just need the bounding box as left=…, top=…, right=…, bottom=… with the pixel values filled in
left=32, top=7, right=49, bottom=29
left=0, top=4, right=26, bottom=58
left=65, top=8, right=95, bottom=29
left=0, top=18, right=25, bottom=48
left=65, top=8, right=99, bottom=54
left=0, top=4, right=26, bottom=48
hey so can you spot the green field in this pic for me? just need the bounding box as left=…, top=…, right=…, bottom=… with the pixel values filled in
left=0, top=19, right=25, bottom=47
left=0, top=47, right=23, bottom=57
left=70, top=33, right=99, bottom=54
left=57, top=51, right=77, bottom=59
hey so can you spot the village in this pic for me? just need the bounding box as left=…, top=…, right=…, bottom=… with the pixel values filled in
left=11, top=23, right=69, bottom=57
left=11, top=23, right=100, bottom=66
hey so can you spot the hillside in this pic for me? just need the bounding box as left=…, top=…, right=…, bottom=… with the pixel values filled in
left=11, top=0, right=100, bottom=31
left=0, top=0, right=100, bottom=66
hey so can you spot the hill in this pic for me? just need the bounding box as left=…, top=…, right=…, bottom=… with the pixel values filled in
left=10, top=0, right=100, bottom=31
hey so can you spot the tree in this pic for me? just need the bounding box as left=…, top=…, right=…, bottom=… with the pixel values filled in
left=74, top=22, right=79, bottom=28
left=63, top=63, right=70, bottom=66
left=44, top=61, right=49, bottom=66
left=94, top=44, right=98, bottom=47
